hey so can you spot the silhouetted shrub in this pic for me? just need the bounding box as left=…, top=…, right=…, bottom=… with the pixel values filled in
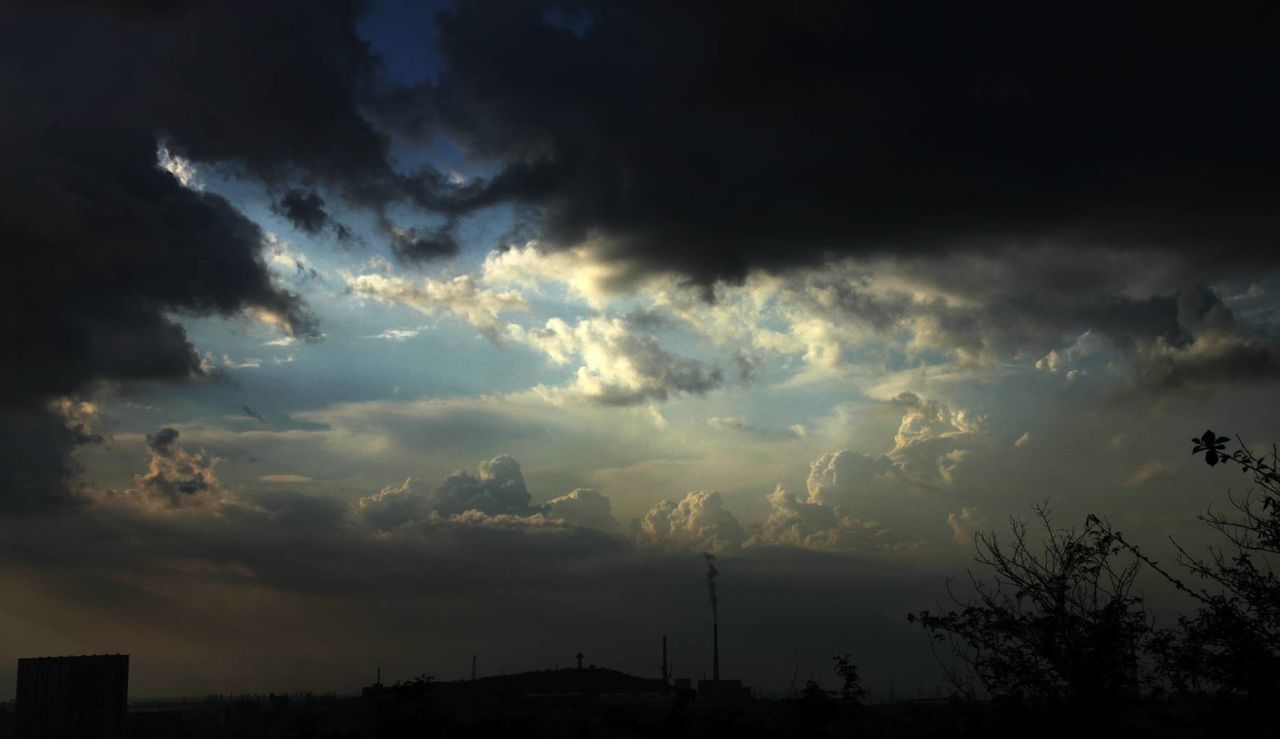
left=1122, top=431, right=1280, bottom=700
left=909, top=505, right=1149, bottom=709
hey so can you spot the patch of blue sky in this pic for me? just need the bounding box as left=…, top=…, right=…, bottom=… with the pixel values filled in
left=357, top=0, right=447, bottom=87
left=453, top=203, right=521, bottom=259
left=540, top=3, right=596, bottom=38
left=176, top=307, right=569, bottom=425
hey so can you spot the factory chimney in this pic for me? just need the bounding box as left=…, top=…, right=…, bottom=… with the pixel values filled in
left=713, top=623, right=720, bottom=683
left=661, top=636, right=670, bottom=686
left=704, top=553, right=720, bottom=684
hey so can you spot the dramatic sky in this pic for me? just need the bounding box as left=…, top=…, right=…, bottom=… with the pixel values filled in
left=3, top=0, right=1280, bottom=699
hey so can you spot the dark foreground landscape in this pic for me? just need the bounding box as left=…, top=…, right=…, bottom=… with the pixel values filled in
left=2, top=669, right=1274, bottom=739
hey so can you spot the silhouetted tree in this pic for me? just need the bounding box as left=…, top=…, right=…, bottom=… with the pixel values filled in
left=909, top=505, right=1149, bottom=708
left=831, top=654, right=867, bottom=706
left=1112, top=431, right=1280, bottom=699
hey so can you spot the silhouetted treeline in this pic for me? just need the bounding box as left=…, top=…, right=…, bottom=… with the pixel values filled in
left=908, top=429, right=1280, bottom=736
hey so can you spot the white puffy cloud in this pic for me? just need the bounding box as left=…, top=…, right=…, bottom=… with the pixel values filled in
left=947, top=506, right=988, bottom=545
left=750, top=484, right=905, bottom=551
left=512, top=316, right=722, bottom=405
left=432, top=455, right=532, bottom=516
left=542, top=488, right=617, bottom=531
left=358, top=457, right=619, bottom=533
left=481, top=242, right=638, bottom=307
left=766, top=393, right=987, bottom=548
left=885, top=392, right=985, bottom=488
left=356, top=477, right=432, bottom=530
left=265, top=232, right=321, bottom=284
left=805, top=449, right=897, bottom=510
left=426, top=242, right=1280, bottom=400
left=633, top=490, right=745, bottom=552
left=1035, top=330, right=1105, bottom=374
left=753, top=485, right=840, bottom=549
left=93, top=428, right=224, bottom=511
left=345, top=271, right=527, bottom=342
left=50, top=397, right=103, bottom=444
left=356, top=455, right=533, bottom=530
left=156, top=143, right=203, bottom=191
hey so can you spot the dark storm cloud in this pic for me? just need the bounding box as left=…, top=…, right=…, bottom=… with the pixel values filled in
left=272, top=188, right=357, bottom=243
left=272, top=189, right=331, bottom=236
left=0, top=410, right=85, bottom=511
left=417, top=1, right=1280, bottom=285
left=6, top=1, right=464, bottom=254
left=0, top=2, right=397, bottom=508
left=386, top=221, right=461, bottom=262
left=145, top=428, right=182, bottom=457
left=0, top=124, right=326, bottom=509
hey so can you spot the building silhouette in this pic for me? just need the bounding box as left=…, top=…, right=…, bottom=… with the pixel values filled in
left=15, top=654, right=128, bottom=739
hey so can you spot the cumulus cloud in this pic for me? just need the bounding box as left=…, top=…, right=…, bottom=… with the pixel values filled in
left=802, top=394, right=982, bottom=518
left=346, top=272, right=527, bottom=343
left=156, top=144, right=203, bottom=191
left=806, top=450, right=898, bottom=511
left=633, top=491, right=746, bottom=552
left=467, top=233, right=1280, bottom=404
left=947, top=507, right=988, bottom=545
left=542, top=488, right=618, bottom=531
left=356, top=477, right=433, bottom=530
left=95, top=428, right=224, bottom=510
left=481, top=242, right=639, bottom=307
left=513, top=316, right=722, bottom=405
left=886, top=393, right=985, bottom=488
left=1036, top=330, right=1106, bottom=374
left=749, top=486, right=902, bottom=552
left=602, top=256, right=1280, bottom=398
left=754, top=486, right=837, bottom=548
left=357, top=455, right=534, bottom=529
left=432, top=455, right=533, bottom=517
left=356, top=456, right=617, bottom=533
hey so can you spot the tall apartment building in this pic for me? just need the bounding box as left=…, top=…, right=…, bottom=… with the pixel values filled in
left=15, top=654, right=128, bottom=739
